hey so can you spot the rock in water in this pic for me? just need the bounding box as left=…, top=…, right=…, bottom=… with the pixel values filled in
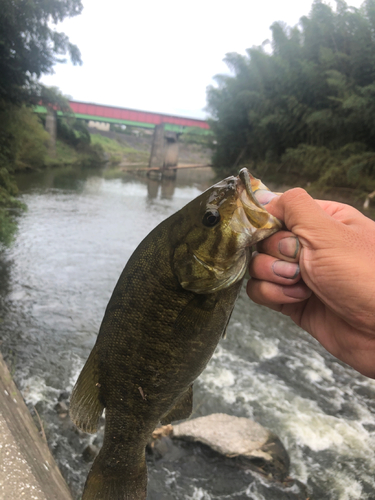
left=82, top=444, right=99, bottom=463
left=173, top=413, right=290, bottom=481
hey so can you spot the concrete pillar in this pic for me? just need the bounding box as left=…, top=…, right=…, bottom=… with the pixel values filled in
left=45, top=107, right=57, bottom=157
left=163, top=133, right=179, bottom=169
left=148, top=124, right=166, bottom=170
left=148, top=125, right=179, bottom=178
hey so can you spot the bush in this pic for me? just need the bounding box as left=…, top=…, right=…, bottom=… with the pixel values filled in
left=180, top=127, right=214, bottom=147
left=280, top=144, right=334, bottom=180
left=57, top=117, right=91, bottom=148
left=0, top=104, right=50, bottom=172
left=278, top=142, right=375, bottom=191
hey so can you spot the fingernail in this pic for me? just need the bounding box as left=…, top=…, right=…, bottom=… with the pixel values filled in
left=272, top=261, right=300, bottom=279
left=254, top=189, right=278, bottom=206
left=278, top=237, right=299, bottom=259
left=282, top=282, right=312, bottom=299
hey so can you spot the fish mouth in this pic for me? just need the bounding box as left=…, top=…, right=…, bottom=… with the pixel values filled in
left=238, top=168, right=266, bottom=211
left=235, top=168, right=282, bottom=233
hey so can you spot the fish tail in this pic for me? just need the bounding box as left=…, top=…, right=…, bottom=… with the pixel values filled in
left=82, top=445, right=147, bottom=500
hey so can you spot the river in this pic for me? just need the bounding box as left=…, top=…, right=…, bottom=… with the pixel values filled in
left=0, top=166, right=375, bottom=500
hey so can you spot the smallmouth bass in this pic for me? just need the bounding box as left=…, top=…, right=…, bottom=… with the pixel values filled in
left=70, top=168, right=282, bottom=499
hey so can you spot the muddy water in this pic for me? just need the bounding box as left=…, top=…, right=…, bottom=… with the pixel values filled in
left=0, top=166, right=375, bottom=500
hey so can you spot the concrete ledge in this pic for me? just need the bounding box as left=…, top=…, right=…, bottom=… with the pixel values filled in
left=0, top=352, right=72, bottom=500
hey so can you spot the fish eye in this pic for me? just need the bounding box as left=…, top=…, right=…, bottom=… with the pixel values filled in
left=202, top=209, right=221, bottom=227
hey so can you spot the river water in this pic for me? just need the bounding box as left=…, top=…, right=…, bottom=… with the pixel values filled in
left=1, top=166, right=375, bottom=500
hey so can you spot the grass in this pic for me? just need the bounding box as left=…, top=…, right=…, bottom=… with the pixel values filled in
left=0, top=209, right=18, bottom=247
left=43, top=133, right=150, bottom=169
left=90, top=134, right=149, bottom=165
left=45, top=140, right=80, bottom=167
left=90, top=134, right=124, bottom=164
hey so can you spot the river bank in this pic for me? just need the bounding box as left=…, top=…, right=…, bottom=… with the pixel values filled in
left=0, top=352, right=72, bottom=500
left=86, top=129, right=375, bottom=217
left=0, top=128, right=212, bottom=247
left=4, top=126, right=375, bottom=245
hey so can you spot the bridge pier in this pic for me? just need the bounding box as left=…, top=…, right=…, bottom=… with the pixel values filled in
left=148, top=124, right=178, bottom=179
left=45, top=107, right=57, bottom=157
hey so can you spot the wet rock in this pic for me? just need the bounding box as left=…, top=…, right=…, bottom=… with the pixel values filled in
left=34, top=400, right=48, bottom=414
left=151, top=424, right=173, bottom=441
left=58, top=391, right=70, bottom=402
left=147, top=425, right=187, bottom=462
left=82, top=444, right=99, bottom=462
left=73, top=427, right=87, bottom=438
left=172, top=413, right=290, bottom=481
left=55, top=401, right=68, bottom=414
left=93, top=434, right=104, bottom=449
left=148, top=425, right=174, bottom=457
left=152, top=436, right=175, bottom=459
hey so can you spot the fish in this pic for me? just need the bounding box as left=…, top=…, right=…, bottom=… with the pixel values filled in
left=69, top=168, right=282, bottom=500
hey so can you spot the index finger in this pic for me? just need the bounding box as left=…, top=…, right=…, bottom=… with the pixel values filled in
left=257, top=230, right=300, bottom=263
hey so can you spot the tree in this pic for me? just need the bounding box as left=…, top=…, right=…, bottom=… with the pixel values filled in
left=0, top=1, right=84, bottom=245
left=0, top=0, right=83, bottom=104
left=206, top=0, right=375, bottom=192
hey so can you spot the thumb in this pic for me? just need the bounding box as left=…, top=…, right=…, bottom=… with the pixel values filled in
left=264, top=188, right=340, bottom=249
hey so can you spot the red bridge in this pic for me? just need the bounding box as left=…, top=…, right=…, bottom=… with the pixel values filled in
left=69, top=101, right=210, bottom=132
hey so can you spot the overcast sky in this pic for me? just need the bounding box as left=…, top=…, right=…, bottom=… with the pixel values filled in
left=41, top=0, right=365, bottom=119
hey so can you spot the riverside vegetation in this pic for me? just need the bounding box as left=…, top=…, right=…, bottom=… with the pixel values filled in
left=207, top=0, right=375, bottom=203
left=0, top=0, right=83, bottom=244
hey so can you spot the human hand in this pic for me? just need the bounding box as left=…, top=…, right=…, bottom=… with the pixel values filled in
left=247, top=188, right=375, bottom=378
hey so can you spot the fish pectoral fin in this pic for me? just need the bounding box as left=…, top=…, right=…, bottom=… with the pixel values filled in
left=160, top=386, right=193, bottom=425
left=69, top=344, right=105, bottom=433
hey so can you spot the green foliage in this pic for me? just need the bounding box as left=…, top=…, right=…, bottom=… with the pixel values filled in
left=280, top=144, right=335, bottom=179
left=0, top=209, right=18, bottom=247
left=57, top=117, right=91, bottom=148
left=39, top=86, right=73, bottom=114
left=179, top=127, right=214, bottom=147
left=279, top=142, right=375, bottom=190
left=0, top=166, right=26, bottom=248
left=0, top=1, right=84, bottom=244
left=90, top=134, right=123, bottom=164
left=110, top=124, right=130, bottom=135
left=207, top=0, right=375, bottom=191
left=90, top=134, right=150, bottom=165
left=0, top=104, right=50, bottom=172
left=44, top=136, right=105, bottom=169
left=0, top=0, right=82, bottom=104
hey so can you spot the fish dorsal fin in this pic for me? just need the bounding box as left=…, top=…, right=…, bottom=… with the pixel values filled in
left=160, top=386, right=193, bottom=425
left=69, top=344, right=104, bottom=433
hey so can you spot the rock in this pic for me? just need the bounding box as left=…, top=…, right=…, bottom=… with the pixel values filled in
left=152, top=436, right=175, bottom=458
left=58, top=391, right=70, bottom=402
left=92, top=434, right=104, bottom=449
left=148, top=425, right=186, bottom=462
left=82, top=444, right=99, bottom=462
left=152, top=424, right=173, bottom=440
left=34, top=400, right=47, bottom=414
left=172, top=413, right=290, bottom=481
left=55, top=401, right=68, bottom=414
